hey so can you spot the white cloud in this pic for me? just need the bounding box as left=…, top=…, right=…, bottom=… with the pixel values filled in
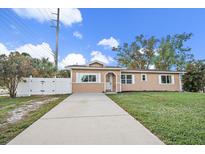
left=15, top=42, right=54, bottom=62
left=0, top=42, right=54, bottom=62
left=97, top=37, right=119, bottom=48
left=73, top=31, right=83, bottom=39
left=90, top=51, right=114, bottom=64
left=12, top=8, right=82, bottom=26
left=0, top=43, right=10, bottom=55
left=59, top=53, right=86, bottom=69
left=59, top=8, right=82, bottom=26
left=59, top=51, right=115, bottom=69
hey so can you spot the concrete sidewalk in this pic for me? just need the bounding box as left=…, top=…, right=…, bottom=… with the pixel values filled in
left=8, top=93, right=164, bottom=145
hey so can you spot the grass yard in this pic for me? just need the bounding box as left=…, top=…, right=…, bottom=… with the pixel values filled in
left=108, top=92, right=205, bottom=145
left=0, top=94, right=68, bottom=144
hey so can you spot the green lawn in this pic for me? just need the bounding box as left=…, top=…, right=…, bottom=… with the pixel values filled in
left=108, top=92, right=205, bottom=145
left=0, top=94, right=68, bottom=144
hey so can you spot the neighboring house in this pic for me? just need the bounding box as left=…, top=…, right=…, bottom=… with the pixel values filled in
left=66, top=60, right=184, bottom=93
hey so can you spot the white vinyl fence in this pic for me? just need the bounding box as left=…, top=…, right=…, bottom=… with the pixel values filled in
left=17, top=77, right=71, bottom=97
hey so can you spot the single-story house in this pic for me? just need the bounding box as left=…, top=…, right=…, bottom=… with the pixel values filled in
left=66, top=60, right=184, bottom=93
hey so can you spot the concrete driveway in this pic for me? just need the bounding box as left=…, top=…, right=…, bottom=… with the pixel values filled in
left=8, top=93, right=164, bottom=145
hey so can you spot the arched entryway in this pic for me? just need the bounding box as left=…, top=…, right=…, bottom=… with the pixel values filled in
left=105, top=72, right=117, bottom=92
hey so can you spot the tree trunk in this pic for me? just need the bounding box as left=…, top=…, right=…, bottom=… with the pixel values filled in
left=9, top=77, right=17, bottom=98
left=10, top=92, right=16, bottom=98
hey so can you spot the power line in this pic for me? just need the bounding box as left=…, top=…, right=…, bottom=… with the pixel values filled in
left=3, top=9, right=53, bottom=56
left=37, top=9, right=50, bottom=22
left=0, top=11, right=44, bottom=58
left=3, top=9, right=54, bottom=57
left=0, top=12, right=45, bottom=59
left=44, top=8, right=53, bottom=20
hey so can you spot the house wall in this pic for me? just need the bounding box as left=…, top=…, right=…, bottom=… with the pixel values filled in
left=121, top=72, right=180, bottom=91
left=71, top=69, right=121, bottom=93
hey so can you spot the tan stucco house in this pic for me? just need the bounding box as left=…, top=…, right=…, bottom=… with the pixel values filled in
left=66, top=60, right=184, bottom=93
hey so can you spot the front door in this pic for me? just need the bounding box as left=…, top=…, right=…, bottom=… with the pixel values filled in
left=106, top=74, right=113, bottom=92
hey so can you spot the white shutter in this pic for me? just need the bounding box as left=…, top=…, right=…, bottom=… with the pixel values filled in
left=76, top=73, right=81, bottom=83
left=159, top=75, right=161, bottom=84
left=98, top=73, right=101, bottom=83
left=132, top=74, right=135, bottom=84
left=76, top=73, right=78, bottom=83
left=172, top=75, right=175, bottom=84
left=96, top=73, right=101, bottom=83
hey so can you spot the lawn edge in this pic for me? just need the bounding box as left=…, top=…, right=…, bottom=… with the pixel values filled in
left=106, top=94, right=165, bottom=145
left=1, top=94, right=69, bottom=145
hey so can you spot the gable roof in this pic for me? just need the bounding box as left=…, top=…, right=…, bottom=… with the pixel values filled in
left=87, top=60, right=106, bottom=66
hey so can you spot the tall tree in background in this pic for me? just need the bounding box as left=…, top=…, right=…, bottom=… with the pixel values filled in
left=0, top=52, right=33, bottom=98
left=154, top=33, right=193, bottom=71
left=136, top=35, right=158, bottom=69
left=115, top=33, right=193, bottom=71
left=113, top=35, right=158, bottom=69
left=113, top=42, right=142, bottom=69
left=56, top=70, right=70, bottom=78
left=154, top=35, right=176, bottom=70
left=19, top=53, right=56, bottom=77
left=174, top=33, right=193, bottom=71
left=31, top=58, right=56, bottom=77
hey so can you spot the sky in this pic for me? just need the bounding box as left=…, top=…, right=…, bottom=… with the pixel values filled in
left=0, top=8, right=205, bottom=68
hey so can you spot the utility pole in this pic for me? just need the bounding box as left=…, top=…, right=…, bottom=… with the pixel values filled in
left=51, top=8, right=60, bottom=70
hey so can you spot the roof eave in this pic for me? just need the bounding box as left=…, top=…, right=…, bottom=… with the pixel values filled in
left=65, top=66, right=125, bottom=70
left=122, top=70, right=186, bottom=74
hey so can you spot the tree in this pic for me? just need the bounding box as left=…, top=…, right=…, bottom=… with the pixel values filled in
left=10, top=53, right=56, bottom=78
left=0, top=54, right=7, bottom=87
left=136, top=35, right=159, bottom=69
left=0, top=52, right=33, bottom=98
left=174, top=33, right=193, bottom=71
left=113, top=35, right=158, bottom=69
left=31, top=58, right=56, bottom=77
left=56, top=70, right=70, bottom=78
left=154, top=35, right=176, bottom=70
left=183, top=60, right=205, bottom=92
left=154, top=33, right=193, bottom=71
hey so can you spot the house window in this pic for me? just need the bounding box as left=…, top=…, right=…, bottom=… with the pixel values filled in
left=121, top=74, right=134, bottom=84
left=141, top=74, right=147, bottom=81
left=160, top=75, right=173, bottom=84
left=77, top=73, right=99, bottom=83
left=81, top=75, right=96, bottom=82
